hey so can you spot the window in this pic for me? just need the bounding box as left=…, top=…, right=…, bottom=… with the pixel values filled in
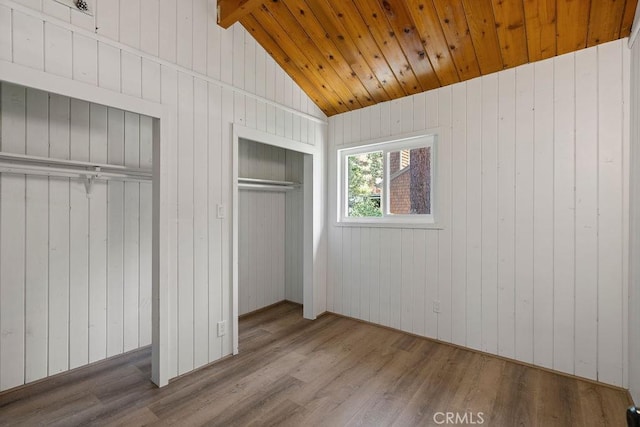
left=338, top=134, right=436, bottom=225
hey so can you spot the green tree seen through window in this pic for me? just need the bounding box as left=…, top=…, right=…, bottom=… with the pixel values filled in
left=347, top=151, right=383, bottom=217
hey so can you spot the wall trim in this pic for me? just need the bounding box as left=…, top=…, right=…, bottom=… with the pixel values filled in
left=0, top=0, right=328, bottom=125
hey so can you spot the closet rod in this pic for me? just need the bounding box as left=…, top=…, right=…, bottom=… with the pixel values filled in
left=0, top=162, right=152, bottom=183
left=0, top=151, right=152, bottom=177
left=238, top=183, right=295, bottom=192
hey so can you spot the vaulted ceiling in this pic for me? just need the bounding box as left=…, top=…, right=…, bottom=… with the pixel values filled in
left=219, top=0, right=638, bottom=116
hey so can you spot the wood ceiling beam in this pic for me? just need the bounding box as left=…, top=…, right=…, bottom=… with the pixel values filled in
left=218, top=0, right=264, bottom=29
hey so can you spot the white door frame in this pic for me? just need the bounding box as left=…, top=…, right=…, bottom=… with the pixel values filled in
left=231, top=124, right=319, bottom=354
left=0, top=60, right=174, bottom=387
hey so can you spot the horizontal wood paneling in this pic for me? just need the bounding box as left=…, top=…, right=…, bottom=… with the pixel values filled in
left=0, top=83, right=152, bottom=391
left=3, top=0, right=327, bottom=389
left=327, top=40, right=630, bottom=387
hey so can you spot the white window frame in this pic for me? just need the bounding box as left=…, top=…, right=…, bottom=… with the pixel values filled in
left=337, top=133, right=437, bottom=227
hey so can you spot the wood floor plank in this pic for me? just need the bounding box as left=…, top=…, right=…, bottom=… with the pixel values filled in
left=0, top=302, right=630, bottom=426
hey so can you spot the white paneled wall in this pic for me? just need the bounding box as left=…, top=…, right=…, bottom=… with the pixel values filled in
left=285, top=150, right=304, bottom=304
left=0, top=82, right=152, bottom=392
left=629, top=38, right=640, bottom=403
left=327, top=40, right=630, bottom=388
left=1, top=0, right=326, bottom=386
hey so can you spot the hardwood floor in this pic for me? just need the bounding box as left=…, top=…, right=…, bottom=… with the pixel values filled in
left=0, top=302, right=631, bottom=426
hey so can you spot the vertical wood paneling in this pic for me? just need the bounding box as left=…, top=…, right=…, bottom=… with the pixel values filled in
left=497, top=69, right=516, bottom=359
left=68, top=99, right=90, bottom=370
left=0, top=84, right=27, bottom=391
left=121, top=52, right=142, bottom=98
left=326, top=40, right=629, bottom=387
left=96, top=0, right=119, bottom=41
left=0, top=87, right=153, bottom=389
left=437, top=86, right=452, bottom=343
left=465, top=78, right=482, bottom=351
left=574, top=48, right=599, bottom=381
left=208, top=83, right=223, bottom=362
left=552, top=53, right=575, bottom=374
left=451, top=83, right=467, bottom=346
left=177, top=73, right=194, bottom=375
left=88, top=103, right=108, bottom=363
left=98, top=43, right=121, bottom=92
left=532, top=58, right=554, bottom=369
left=106, top=108, right=124, bottom=358
left=12, top=11, right=44, bottom=70
left=193, top=79, right=208, bottom=368
left=72, top=34, right=97, bottom=85
left=24, top=88, right=49, bottom=381
left=44, top=23, right=72, bottom=78
left=119, top=0, right=140, bottom=50
left=597, top=41, right=624, bottom=386
left=4, top=0, right=327, bottom=391
left=123, top=112, right=140, bottom=353
left=0, top=6, right=11, bottom=61
left=400, top=229, right=414, bottom=332
left=139, top=116, right=153, bottom=348
left=48, top=94, right=70, bottom=374
left=514, top=63, right=535, bottom=364
left=481, top=74, right=498, bottom=354
left=628, top=36, right=640, bottom=403
left=139, top=0, right=159, bottom=57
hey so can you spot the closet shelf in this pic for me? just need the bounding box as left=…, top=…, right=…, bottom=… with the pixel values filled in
left=0, top=151, right=152, bottom=196
left=238, top=177, right=299, bottom=192
left=0, top=152, right=152, bottom=181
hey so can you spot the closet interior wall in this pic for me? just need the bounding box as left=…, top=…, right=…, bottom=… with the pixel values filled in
left=0, top=82, right=152, bottom=392
left=238, top=138, right=303, bottom=316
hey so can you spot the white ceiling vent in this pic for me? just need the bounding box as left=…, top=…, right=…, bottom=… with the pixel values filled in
left=53, top=0, right=94, bottom=16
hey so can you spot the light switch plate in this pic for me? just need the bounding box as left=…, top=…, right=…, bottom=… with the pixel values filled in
left=217, top=204, right=226, bottom=219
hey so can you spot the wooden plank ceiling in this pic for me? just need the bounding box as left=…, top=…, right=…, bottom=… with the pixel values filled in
left=220, top=0, right=638, bottom=116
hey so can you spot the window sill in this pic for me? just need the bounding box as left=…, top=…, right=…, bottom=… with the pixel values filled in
left=334, top=221, right=444, bottom=230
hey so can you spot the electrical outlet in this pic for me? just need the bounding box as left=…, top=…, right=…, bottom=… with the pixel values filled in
left=216, top=204, right=225, bottom=219
left=217, top=321, right=227, bottom=337
left=432, top=300, right=441, bottom=313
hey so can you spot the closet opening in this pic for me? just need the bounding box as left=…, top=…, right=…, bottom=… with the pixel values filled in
left=0, top=81, right=156, bottom=392
left=232, top=126, right=316, bottom=355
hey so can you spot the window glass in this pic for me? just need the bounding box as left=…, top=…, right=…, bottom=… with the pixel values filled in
left=388, top=146, right=431, bottom=215
left=338, top=134, right=436, bottom=225
left=347, top=151, right=383, bottom=217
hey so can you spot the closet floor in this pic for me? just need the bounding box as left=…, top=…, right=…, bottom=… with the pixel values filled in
left=0, top=301, right=630, bottom=426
